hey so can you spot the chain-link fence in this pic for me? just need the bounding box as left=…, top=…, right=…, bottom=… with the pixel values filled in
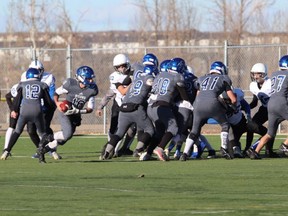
left=0, top=43, right=288, bottom=134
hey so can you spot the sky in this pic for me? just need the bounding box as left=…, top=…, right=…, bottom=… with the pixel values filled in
left=0, top=0, right=286, bottom=33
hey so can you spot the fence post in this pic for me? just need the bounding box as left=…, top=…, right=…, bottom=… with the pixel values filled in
left=66, top=44, right=72, bottom=78
left=224, top=40, right=228, bottom=68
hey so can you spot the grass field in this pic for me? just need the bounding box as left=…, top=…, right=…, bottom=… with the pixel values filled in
left=0, top=134, right=288, bottom=216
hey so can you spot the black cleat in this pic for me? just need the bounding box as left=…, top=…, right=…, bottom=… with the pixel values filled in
left=265, top=150, right=280, bottom=158
left=180, top=153, right=188, bottom=161
left=246, top=148, right=261, bottom=160
left=220, top=147, right=233, bottom=160
left=207, top=150, right=216, bottom=159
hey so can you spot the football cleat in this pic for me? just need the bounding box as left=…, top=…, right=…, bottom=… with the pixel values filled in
left=220, top=147, right=233, bottom=160
left=31, top=152, right=40, bottom=159
left=233, top=146, right=243, bottom=158
left=139, top=152, right=151, bottom=161
left=207, top=150, right=216, bottom=159
left=279, top=143, right=288, bottom=156
left=246, top=148, right=261, bottom=160
left=179, top=153, right=188, bottom=161
left=153, top=147, right=168, bottom=161
left=173, top=149, right=181, bottom=160
left=51, top=151, right=62, bottom=160
left=1, top=150, right=10, bottom=160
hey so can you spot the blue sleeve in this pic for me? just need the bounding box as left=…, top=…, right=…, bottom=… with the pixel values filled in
left=240, top=99, right=251, bottom=115
left=49, top=83, right=56, bottom=100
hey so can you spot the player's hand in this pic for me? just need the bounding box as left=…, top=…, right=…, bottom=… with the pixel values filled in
left=64, top=106, right=80, bottom=115
left=96, top=109, right=102, bottom=117
left=11, top=111, right=18, bottom=119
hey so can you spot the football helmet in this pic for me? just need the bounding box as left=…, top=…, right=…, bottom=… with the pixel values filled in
left=142, top=53, right=159, bottom=67
left=250, top=63, right=267, bottom=82
left=167, top=57, right=186, bottom=74
left=209, top=61, right=227, bottom=75
left=142, top=65, right=159, bottom=77
left=159, top=60, right=171, bottom=72
left=279, top=55, right=288, bottom=70
left=26, top=68, right=41, bottom=80
left=76, top=66, right=96, bottom=88
left=29, top=60, right=44, bottom=77
left=113, top=54, right=131, bottom=74
left=186, top=65, right=194, bottom=74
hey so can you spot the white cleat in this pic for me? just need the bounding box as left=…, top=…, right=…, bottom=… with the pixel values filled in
left=51, top=151, right=62, bottom=160
left=1, top=150, right=10, bottom=160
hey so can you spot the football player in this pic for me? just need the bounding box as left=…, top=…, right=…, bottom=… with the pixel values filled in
left=37, top=66, right=98, bottom=163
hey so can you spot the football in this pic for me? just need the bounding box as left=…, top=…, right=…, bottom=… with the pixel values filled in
left=59, top=100, right=71, bottom=112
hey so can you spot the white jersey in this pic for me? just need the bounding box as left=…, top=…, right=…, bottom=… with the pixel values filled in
left=109, top=71, right=128, bottom=106
left=10, top=84, right=19, bottom=97
left=249, top=78, right=272, bottom=107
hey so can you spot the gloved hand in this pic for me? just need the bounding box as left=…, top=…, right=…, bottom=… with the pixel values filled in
left=64, top=106, right=80, bottom=115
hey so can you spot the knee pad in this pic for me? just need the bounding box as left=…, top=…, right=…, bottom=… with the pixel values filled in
left=188, top=133, right=197, bottom=141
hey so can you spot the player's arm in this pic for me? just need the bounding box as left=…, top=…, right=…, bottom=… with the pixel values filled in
left=249, top=94, right=258, bottom=109
left=176, top=76, right=189, bottom=101
left=5, top=92, right=14, bottom=111
left=96, top=89, right=115, bottom=117
left=240, top=99, right=251, bottom=120
left=116, top=75, right=131, bottom=95
left=43, top=86, right=56, bottom=111
left=54, top=85, right=68, bottom=110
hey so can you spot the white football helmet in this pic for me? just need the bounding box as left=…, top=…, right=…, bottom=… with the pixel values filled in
left=29, top=60, right=44, bottom=77
left=113, top=54, right=131, bottom=74
left=250, top=63, right=267, bottom=82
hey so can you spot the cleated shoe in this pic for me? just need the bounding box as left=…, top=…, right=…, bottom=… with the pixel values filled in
left=220, top=147, right=233, bottom=160
left=233, top=146, right=243, bottom=158
left=179, top=153, right=188, bottom=161
left=51, top=151, right=62, bottom=160
left=173, top=149, right=181, bottom=160
left=1, top=150, right=10, bottom=160
left=246, top=148, right=261, bottom=160
left=207, top=150, right=216, bottom=159
left=139, top=152, right=151, bottom=161
left=133, top=149, right=144, bottom=157
left=279, top=143, right=288, bottom=156
left=38, top=153, right=46, bottom=163
left=164, top=148, right=170, bottom=158
left=265, top=150, right=280, bottom=158
left=153, top=147, right=168, bottom=161
left=32, top=152, right=40, bottom=159
left=99, top=151, right=110, bottom=160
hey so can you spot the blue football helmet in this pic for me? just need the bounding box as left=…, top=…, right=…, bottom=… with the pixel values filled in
left=76, top=66, right=96, bottom=88
left=142, top=53, right=159, bottom=67
left=279, top=55, right=288, bottom=70
left=167, top=57, right=186, bottom=74
left=26, top=68, right=41, bottom=80
left=142, top=65, right=159, bottom=77
left=160, top=59, right=171, bottom=72
left=209, top=61, right=227, bottom=75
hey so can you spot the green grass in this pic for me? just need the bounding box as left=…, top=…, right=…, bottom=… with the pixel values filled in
left=0, top=135, right=288, bottom=216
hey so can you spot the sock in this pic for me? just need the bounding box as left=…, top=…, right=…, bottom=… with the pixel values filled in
left=252, top=139, right=260, bottom=150
left=4, top=127, right=14, bottom=149
left=191, top=144, right=199, bottom=157
left=183, top=137, right=194, bottom=154
left=220, top=132, right=229, bottom=149
left=199, top=135, right=213, bottom=150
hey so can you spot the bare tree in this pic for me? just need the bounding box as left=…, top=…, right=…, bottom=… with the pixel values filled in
left=132, top=0, right=201, bottom=45
left=208, top=0, right=275, bottom=43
